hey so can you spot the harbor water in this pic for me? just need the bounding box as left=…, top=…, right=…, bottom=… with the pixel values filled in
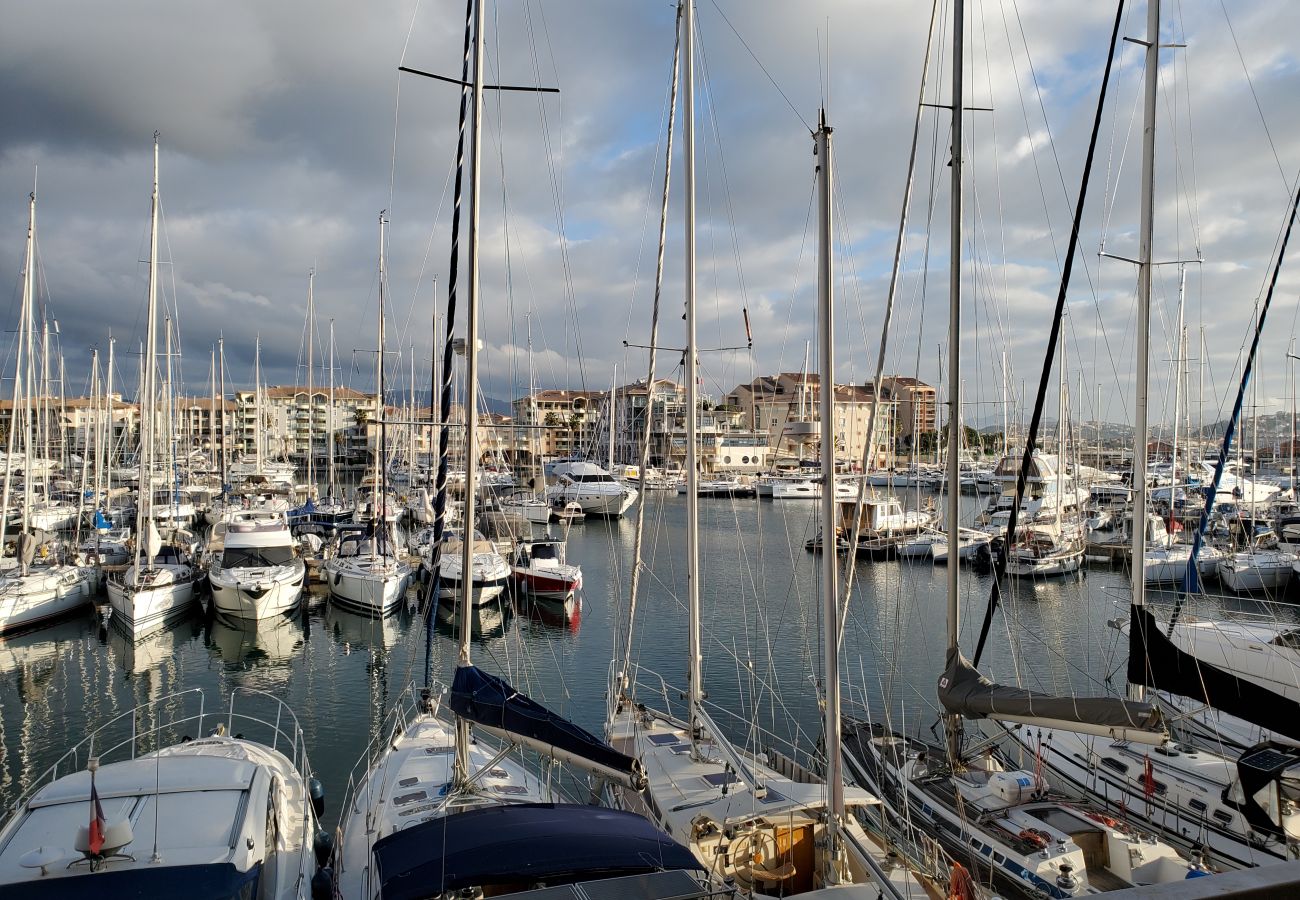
left=3, top=491, right=1297, bottom=832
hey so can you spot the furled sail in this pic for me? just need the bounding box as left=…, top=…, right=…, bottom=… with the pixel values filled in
left=1129, top=605, right=1300, bottom=743
left=939, top=648, right=1166, bottom=743
left=450, top=665, right=646, bottom=789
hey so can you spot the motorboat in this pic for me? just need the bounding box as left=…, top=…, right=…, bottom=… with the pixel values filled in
left=0, top=688, right=330, bottom=898
left=547, top=461, right=638, bottom=517
left=208, top=510, right=305, bottom=620
left=510, top=537, right=582, bottom=600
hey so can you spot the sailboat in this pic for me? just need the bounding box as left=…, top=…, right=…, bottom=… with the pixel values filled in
left=105, top=135, right=198, bottom=641
left=847, top=2, right=1209, bottom=894
left=986, top=0, right=1300, bottom=870
left=608, top=9, right=931, bottom=898
left=332, top=5, right=705, bottom=896
left=323, top=214, right=412, bottom=617
left=0, top=190, right=100, bottom=635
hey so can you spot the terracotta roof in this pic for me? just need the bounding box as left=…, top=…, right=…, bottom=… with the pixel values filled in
left=254, top=385, right=373, bottom=401
left=174, top=397, right=237, bottom=410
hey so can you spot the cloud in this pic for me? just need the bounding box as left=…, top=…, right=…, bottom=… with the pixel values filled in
left=0, top=0, right=1298, bottom=431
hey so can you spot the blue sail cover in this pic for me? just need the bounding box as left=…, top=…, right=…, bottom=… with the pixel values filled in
left=450, top=665, right=641, bottom=783
left=372, top=803, right=701, bottom=899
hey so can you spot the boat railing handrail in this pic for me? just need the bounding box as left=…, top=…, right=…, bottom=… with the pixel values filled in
left=7, top=687, right=313, bottom=817
left=617, top=662, right=814, bottom=765
left=336, top=681, right=447, bottom=832
left=1102, top=585, right=1300, bottom=626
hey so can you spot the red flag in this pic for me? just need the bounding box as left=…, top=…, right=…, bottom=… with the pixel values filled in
left=1142, top=755, right=1156, bottom=799
left=88, top=769, right=107, bottom=855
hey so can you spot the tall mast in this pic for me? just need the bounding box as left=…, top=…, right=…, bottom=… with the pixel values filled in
left=453, top=0, right=486, bottom=785
left=813, top=110, right=845, bottom=875
left=1129, top=0, right=1159, bottom=703
left=376, top=211, right=388, bottom=560
left=683, top=0, right=703, bottom=756
left=218, top=337, right=226, bottom=487
left=135, top=134, right=161, bottom=577
left=328, top=321, right=336, bottom=495
left=208, top=348, right=217, bottom=473
left=0, top=191, right=35, bottom=565
left=1170, top=265, right=1185, bottom=507
left=608, top=366, right=617, bottom=473
left=307, top=269, right=316, bottom=495
left=164, top=315, right=174, bottom=516
left=105, top=336, right=115, bottom=506
left=254, top=336, right=263, bottom=471
left=943, top=0, right=965, bottom=765
left=92, top=349, right=104, bottom=517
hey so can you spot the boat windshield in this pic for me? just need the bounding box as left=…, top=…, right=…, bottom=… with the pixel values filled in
left=531, top=543, right=558, bottom=561
left=220, top=546, right=294, bottom=568
left=571, top=473, right=613, bottom=483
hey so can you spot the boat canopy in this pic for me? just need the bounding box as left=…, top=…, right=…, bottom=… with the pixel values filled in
left=1129, top=605, right=1300, bottom=743
left=939, top=648, right=1165, bottom=740
left=371, top=803, right=701, bottom=900
left=450, top=665, right=644, bottom=787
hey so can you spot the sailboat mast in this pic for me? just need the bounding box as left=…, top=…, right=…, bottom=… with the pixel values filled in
left=105, top=336, right=115, bottom=505
left=328, top=321, right=336, bottom=495
left=376, top=212, right=388, bottom=561
left=218, top=337, right=226, bottom=487
left=307, top=269, right=315, bottom=494
left=453, top=0, right=486, bottom=785
left=137, top=134, right=161, bottom=576
left=944, top=0, right=965, bottom=763
left=1170, top=264, right=1185, bottom=507
left=608, top=366, right=616, bottom=473
left=254, top=336, right=263, bottom=471
left=683, top=0, right=703, bottom=754
left=1129, top=0, right=1159, bottom=701
left=0, top=191, right=34, bottom=562
left=208, top=348, right=217, bottom=474
left=814, top=111, right=845, bottom=861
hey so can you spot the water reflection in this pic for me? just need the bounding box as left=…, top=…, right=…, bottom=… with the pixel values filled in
left=208, top=611, right=306, bottom=674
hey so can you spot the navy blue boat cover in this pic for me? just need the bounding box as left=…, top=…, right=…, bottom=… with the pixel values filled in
left=372, top=803, right=701, bottom=899
left=4, top=862, right=259, bottom=900
left=449, top=664, right=639, bottom=779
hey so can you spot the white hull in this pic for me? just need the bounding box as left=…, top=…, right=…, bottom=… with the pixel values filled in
left=1218, top=552, right=1294, bottom=592
left=105, top=564, right=196, bottom=640
left=325, top=557, right=411, bottom=616
left=0, top=566, right=98, bottom=634
left=998, top=722, right=1299, bottom=871
left=548, top=486, right=637, bottom=517
left=210, top=562, right=305, bottom=619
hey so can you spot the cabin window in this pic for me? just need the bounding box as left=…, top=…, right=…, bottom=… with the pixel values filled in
left=1100, top=757, right=1129, bottom=775
left=1213, top=809, right=1233, bottom=825
left=1188, top=799, right=1207, bottom=813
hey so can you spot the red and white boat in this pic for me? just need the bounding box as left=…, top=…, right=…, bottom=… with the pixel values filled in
left=510, top=538, right=582, bottom=600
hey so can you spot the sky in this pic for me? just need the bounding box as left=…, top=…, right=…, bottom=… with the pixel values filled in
left=2, top=1, right=1299, bottom=432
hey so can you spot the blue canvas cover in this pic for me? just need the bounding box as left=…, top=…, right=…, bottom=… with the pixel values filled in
left=449, top=665, right=640, bottom=781
left=4, top=862, right=259, bottom=900
left=372, top=803, right=700, bottom=899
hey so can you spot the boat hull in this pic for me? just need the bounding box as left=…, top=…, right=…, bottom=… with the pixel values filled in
left=210, top=562, right=305, bottom=619
left=0, top=566, right=98, bottom=635
left=326, top=557, right=411, bottom=616
left=105, top=565, right=196, bottom=640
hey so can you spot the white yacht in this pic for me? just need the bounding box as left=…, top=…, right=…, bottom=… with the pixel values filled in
left=0, top=688, right=328, bottom=899
left=547, top=461, right=638, bottom=517
left=208, top=510, right=305, bottom=620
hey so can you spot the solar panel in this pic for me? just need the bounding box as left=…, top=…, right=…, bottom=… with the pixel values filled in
left=648, top=733, right=681, bottom=746
left=1241, top=747, right=1297, bottom=774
